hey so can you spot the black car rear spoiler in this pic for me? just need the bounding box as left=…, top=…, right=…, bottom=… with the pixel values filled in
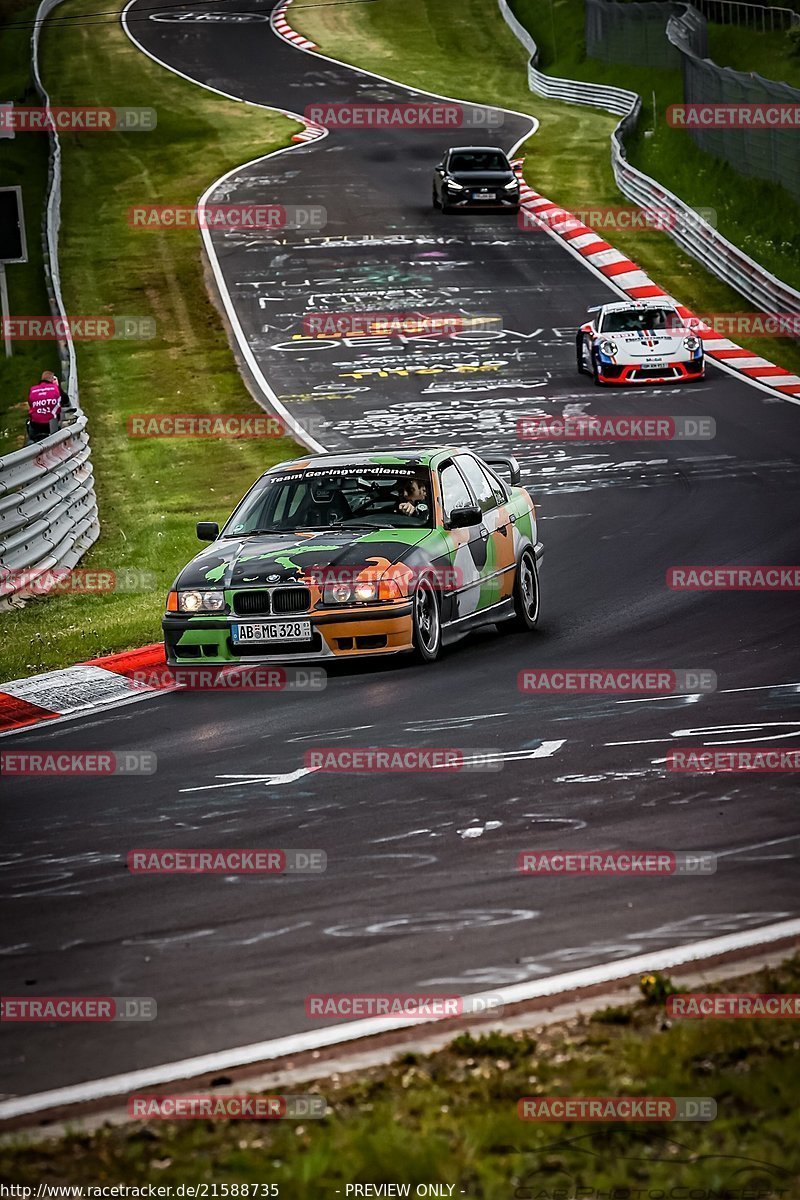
left=480, top=453, right=521, bottom=487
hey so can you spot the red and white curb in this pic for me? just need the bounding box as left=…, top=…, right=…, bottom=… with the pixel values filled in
left=515, top=166, right=800, bottom=400
left=271, top=0, right=317, bottom=53
left=0, top=644, right=169, bottom=735
left=291, top=120, right=326, bottom=144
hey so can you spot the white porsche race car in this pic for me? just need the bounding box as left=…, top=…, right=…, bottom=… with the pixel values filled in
left=576, top=300, right=705, bottom=386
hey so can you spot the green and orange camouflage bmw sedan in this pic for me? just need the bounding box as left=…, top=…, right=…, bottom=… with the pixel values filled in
left=163, top=447, right=543, bottom=666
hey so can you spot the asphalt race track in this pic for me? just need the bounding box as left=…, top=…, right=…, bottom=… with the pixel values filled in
left=1, top=0, right=799, bottom=1103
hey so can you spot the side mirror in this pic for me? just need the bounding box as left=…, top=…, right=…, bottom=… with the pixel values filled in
left=196, top=521, right=219, bottom=542
left=448, top=505, right=482, bottom=529
left=435, top=163, right=445, bottom=172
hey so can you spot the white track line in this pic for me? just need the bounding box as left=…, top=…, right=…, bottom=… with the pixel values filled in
left=266, top=0, right=540, bottom=160
left=120, top=0, right=330, bottom=452
left=2, top=917, right=797, bottom=1121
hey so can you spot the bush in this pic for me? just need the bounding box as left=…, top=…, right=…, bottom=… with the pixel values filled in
left=639, top=972, right=681, bottom=1004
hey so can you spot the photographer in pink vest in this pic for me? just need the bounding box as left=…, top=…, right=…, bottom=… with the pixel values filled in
left=27, top=370, right=64, bottom=443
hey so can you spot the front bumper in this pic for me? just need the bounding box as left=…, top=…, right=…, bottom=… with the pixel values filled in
left=163, top=603, right=414, bottom=665
left=596, top=358, right=705, bottom=385
left=445, top=188, right=520, bottom=210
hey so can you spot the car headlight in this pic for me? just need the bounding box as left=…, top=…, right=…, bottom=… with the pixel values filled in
left=445, top=179, right=464, bottom=191
left=354, top=581, right=379, bottom=602
left=599, top=339, right=618, bottom=357
left=323, top=577, right=400, bottom=605
left=178, top=589, right=225, bottom=613
left=326, top=582, right=352, bottom=604
left=504, top=178, right=520, bottom=190
left=684, top=335, right=701, bottom=352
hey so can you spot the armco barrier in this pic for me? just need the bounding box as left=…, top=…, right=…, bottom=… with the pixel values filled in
left=0, top=415, right=99, bottom=610
left=498, top=0, right=800, bottom=326
left=0, top=0, right=100, bottom=607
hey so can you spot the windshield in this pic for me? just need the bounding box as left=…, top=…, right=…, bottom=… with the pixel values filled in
left=600, top=307, right=681, bottom=333
left=223, top=466, right=435, bottom=534
left=449, top=151, right=508, bottom=173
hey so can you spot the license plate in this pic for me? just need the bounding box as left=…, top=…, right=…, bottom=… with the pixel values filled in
left=475, top=191, right=496, bottom=199
left=232, top=621, right=311, bottom=643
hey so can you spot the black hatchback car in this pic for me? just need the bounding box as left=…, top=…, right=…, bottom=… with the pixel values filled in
left=432, top=146, right=520, bottom=212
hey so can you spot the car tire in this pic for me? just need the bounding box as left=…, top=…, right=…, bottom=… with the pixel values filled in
left=411, top=576, right=442, bottom=663
left=504, top=548, right=540, bottom=632
left=577, top=335, right=590, bottom=375
left=592, top=350, right=608, bottom=387
left=432, top=188, right=440, bottom=211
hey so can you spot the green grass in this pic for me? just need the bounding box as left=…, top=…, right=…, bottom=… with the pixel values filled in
left=0, top=0, right=303, bottom=683
left=289, top=0, right=800, bottom=383
left=3, top=957, right=799, bottom=1194
left=707, top=21, right=800, bottom=89
left=0, top=0, right=58, bottom=456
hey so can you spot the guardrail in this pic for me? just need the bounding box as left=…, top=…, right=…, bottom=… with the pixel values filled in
left=0, top=0, right=100, bottom=608
left=498, top=0, right=800, bottom=325
left=0, top=416, right=99, bottom=609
